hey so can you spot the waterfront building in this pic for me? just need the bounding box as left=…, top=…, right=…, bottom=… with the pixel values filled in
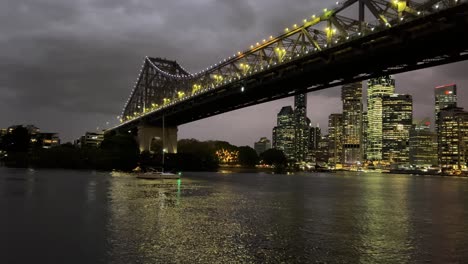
left=31, top=133, right=60, bottom=149
left=273, top=106, right=295, bottom=160
left=367, top=76, right=395, bottom=161
left=438, top=106, right=468, bottom=169
left=294, top=94, right=310, bottom=162
left=309, top=125, right=321, bottom=151
left=362, top=112, right=368, bottom=161
left=382, top=94, right=413, bottom=165
left=77, top=132, right=105, bottom=148
left=316, top=135, right=329, bottom=163
left=342, top=82, right=363, bottom=165
left=328, top=113, right=343, bottom=166
left=410, top=119, right=437, bottom=166
left=0, top=128, right=7, bottom=136
left=254, top=137, right=271, bottom=155
left=435, top=84, right=457, bottom=133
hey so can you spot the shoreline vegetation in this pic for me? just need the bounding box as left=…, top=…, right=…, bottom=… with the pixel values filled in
left=0, top=130, right=288, bottom=173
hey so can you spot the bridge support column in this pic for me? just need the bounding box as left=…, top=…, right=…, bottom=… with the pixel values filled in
left=137, top=125, right=178, bottom=154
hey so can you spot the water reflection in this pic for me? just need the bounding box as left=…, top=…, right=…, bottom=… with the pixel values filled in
left=3, top=169, right=468, bottom=263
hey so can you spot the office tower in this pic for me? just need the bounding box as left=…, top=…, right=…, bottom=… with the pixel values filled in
left=438, top=106, right=468, bottom=169
left=362, top=112, right=368, bottom=161
left=342, top=82, right=363, bottom=165
left=367, top=76, right=395, bottom=160
left=382, top=94, right=413, bottom=165
left=309, top=126, right=321, bottom=150
left=273, top=106, right=295, bottom=160
left=435, top=84, right=457, bottom=133
left=410, top=119, right=437, bottom=166
left=328, top=113, right=343, bottom=165
left=316, top=135, right=329, bottom=163
left=254, top=137, right=271, bottom=155
left=294, top=94, right=309, bottom=162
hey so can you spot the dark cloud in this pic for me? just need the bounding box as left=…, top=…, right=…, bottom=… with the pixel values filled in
left=0, top=0, right=467, bottom=145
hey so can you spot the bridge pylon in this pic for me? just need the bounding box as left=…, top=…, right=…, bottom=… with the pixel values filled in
left=137, top=125, right=178, bottom=154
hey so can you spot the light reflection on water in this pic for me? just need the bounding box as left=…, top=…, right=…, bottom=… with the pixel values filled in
left=1, top=169, right=468, bottom=263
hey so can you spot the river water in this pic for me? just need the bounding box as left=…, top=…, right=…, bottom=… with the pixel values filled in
left=1, top=168, right=468, bottom=263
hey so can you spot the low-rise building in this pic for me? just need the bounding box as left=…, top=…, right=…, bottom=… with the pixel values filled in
left=77, top=132, right=105, bottom=148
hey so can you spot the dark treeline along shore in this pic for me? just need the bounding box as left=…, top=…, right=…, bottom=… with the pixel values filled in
left=0, top=127, right=287, bottom=172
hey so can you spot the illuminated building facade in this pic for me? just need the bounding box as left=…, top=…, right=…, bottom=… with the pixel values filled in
left=382, top=94, right=413, bottom=165
left=77, top=132, right=105, bottom=148
left=31, top=133, right=61, bottom=149
left=316, top=135, right=329, bottom=163
left=273, top=106, right=295, bottom=160
left=362, top=112, right=368, bottom=161
left=254, top=137, right=271, bottom=155
left=438, top=106, right=468, bottom=169
left=342, top=82, right=363, bottom=165
left=294, top=94, right=310, bottom=162
left=328, top=113, right=343, bottom=165
left=367, top=76, right=395, bottom=160
left=409, top=119, right=437, bottom=166
left=435, top=84, right=457, bottom=133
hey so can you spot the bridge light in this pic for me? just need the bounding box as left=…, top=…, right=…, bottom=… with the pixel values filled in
left=270, top=35, right=273, bottom=39
left=323, top=8, right=327, bottom=12
left=293, top=24, right=297, bottom=28
left=285, top=28, right=289, bottom=32
left=303, top=19, right=307, bottom=23
left=312, top=14, right=316, bottom=18
left=417, top=11, right=421, bottom=15
left=241, top=86, right=245, bottom=92
left=336, top=1, right=340, bottom=4
left=250, top=45, right=254, bottom=49
left=435, top=4, right=439, bottom=9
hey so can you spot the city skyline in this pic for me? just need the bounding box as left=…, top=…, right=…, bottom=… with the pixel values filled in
left=1, top=0, right=468, bottom=146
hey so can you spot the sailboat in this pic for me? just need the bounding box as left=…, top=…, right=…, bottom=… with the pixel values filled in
left=137, top=115, right=180, bottom=180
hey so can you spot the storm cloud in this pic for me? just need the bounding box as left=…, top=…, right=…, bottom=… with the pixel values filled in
left=1, top=0, right=467, bottom=146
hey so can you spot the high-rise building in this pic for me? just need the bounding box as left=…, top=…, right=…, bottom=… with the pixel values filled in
left=367, top=76, right=395, bottom=160
left=362, top=112, right=368, bottom=161
left=254, top=137, right=271, bottom=155
left=410, top=119, right=437, bottom=166
left=382, top=94, right=413, bottom=165
left=309, top=126, right=321, bottom=150
left=342, top=82, right=363, bottom=165
left=435, top=84, right=457, bottom=133
left=294, top=94, right=309, bottom=162
left=316, top=135, right=329, bottom=163
left=328, top=113, right=343, bottom=165
left=273, top=106, right=295, bottom=160
left=438, top=106, right=468, bottom=169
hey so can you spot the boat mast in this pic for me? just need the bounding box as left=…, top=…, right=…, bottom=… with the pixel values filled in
left=162, top=114, right=165, bottom=171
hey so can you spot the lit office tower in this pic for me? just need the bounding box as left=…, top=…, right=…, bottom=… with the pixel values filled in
left=362, top=112, right=368, bottom=161
left=254, top=137, right=272, bottom=155
left=342, top=82, right=363, bottom=165
left=309, top=126, right=321, bottom=150
left=294, top=93, right=309, bottom=162
left=273, top=106, right=295, bottom=160
left=438, top=106, right=468, bottom=169
left=367, top=76, right=395, bottom=160
left=435, top=84, right=457, bottom=132
left=328, top=113, right=343, bottom=166
left=382, top=94, right=413, bottom=165
left=410, top=119, right=437, bottom=166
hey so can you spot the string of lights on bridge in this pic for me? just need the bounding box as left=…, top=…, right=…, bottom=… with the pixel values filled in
left=102, top=0, right=464, bottom=129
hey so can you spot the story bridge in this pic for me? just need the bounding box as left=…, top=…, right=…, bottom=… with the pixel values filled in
left=108, top=0, right=468, bottom=153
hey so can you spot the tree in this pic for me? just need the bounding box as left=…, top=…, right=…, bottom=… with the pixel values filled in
left=238, top=146, right=259, bottom=167
left=260, top=148, right=287, bottom=166
left=98, top=133, right=140, bottom=171
left=2, top=126, right=30, bottom=153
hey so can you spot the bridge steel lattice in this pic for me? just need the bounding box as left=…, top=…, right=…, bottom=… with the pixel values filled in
left=116, top=0, right=468, bottom=131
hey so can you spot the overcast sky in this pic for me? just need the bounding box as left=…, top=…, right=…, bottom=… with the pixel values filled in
left=1, top=0, right=467, bottom=146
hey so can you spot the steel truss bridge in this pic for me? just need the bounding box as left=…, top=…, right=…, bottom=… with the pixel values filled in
left=113, top=0, right=468, bottom=132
